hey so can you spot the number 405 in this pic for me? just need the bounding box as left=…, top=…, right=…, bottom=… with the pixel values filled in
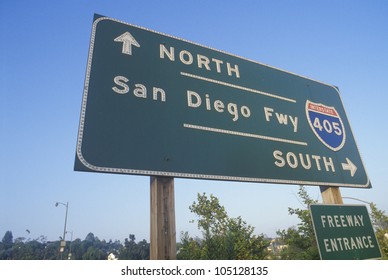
left=313, top=117, right=342, bottom=135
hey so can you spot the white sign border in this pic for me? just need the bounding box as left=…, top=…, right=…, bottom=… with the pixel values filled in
left=75, top=15, right=371, bottom=189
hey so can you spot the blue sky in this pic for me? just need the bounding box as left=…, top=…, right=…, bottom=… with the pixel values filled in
left=1, top=0, right=388, bottom=243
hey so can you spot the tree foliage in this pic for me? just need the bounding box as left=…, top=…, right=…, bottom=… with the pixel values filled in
left=275, top=186, right=388, bottom=260
left=1, top=231, right=13, bottom=248
left=370, top=203, right=388, bottom=259
left=0, top=231, right=149, bottom=260
left=275, top=186, right=319, bottom=260
left=177, top=193, right=269, bottom=260
left=2, top=188, right=387, bottom=260
left=119, top=234, right=150, bottom=260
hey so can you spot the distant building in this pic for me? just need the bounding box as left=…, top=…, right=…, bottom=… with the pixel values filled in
left=107, top=253, right=118, bottom=260
left=267, top=239, right=287, bottom=259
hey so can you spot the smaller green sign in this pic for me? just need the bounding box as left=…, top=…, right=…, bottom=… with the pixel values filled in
left=310, top=204, right=382, bottom=260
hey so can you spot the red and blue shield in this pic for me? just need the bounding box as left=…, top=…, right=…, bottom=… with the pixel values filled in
left=306, top=100, right=346, bottom=151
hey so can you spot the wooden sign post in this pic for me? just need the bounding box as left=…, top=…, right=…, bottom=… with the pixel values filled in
left=74, top=15, right=371, bottom=260
left=320, top=186, right=343, bottom=204
left=150, top=176, right=176, bottom=260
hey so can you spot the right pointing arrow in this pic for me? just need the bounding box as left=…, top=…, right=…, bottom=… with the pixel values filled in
left=342, top=158, right=357, bottom=177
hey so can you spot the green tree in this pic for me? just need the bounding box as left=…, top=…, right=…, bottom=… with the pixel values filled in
left=135, top=239, right=150, bottom=260
left=178, top=193, right=269, bottom=260
left=82, top=246, right=106, bottom=260
left=0, top=231, right=14, bottom=259
left=12, top=240, right=46, bottom=260
left=275, top=186, right=319, bottom=260
left=370, top=203, right=388, bottom=259
left=177, top=232, right=202, bottom=259
left=276, top=187, right=388, bottom=260
left=119, top=234, right=150, bottom=260
left=2, top=231, right=13, bottom=249
left=84, top=232, right=96, bottom=243
left=68, top=238, right=83, bottom=260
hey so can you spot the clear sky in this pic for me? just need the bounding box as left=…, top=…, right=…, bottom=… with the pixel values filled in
left=1, top=0, right=388, bottom=244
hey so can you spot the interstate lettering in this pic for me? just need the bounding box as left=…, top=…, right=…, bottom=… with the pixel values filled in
left=112, top=76, right=167, bottom=102
left=160, top=44, right=240, bottom=78
left=321, top=214, right=364, bottom=228
left=187, top=90, right=251, bottom=122
left=323, top=236, right=375, bottom=253
left=273, top=150, right=335, bottom=173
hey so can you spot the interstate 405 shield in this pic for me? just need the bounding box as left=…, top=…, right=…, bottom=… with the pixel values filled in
left=75, top=15, right=371, bottom=188
left=306, top=100, right=345, bottom=152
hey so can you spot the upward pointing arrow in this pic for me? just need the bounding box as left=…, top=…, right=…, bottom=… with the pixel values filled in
left=342, top=158, right=357, bottom=177
left=114, top=32, right=140, bottom=55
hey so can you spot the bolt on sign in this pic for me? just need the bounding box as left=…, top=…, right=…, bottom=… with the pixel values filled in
left=310, top=204, right=382, bottom=260
left=75, top=14, right=371, bottom=188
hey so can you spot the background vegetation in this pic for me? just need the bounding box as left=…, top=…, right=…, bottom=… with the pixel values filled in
left=1, top=187, right=387, bottom=260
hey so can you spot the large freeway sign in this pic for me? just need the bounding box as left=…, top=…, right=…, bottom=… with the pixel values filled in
left=310, top=204, right=382, bottom=259
left=75, top=14, right=370, bottom=188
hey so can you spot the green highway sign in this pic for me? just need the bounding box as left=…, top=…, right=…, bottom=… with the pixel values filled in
left=75, top=14, right=370, bottom=188
left=310, top=204, right=382, bottom=260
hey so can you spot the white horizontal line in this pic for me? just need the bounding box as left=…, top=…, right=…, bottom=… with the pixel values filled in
left=180, top=72, right=296, bottom=103
left=183, top=123, right=308, bottom=146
